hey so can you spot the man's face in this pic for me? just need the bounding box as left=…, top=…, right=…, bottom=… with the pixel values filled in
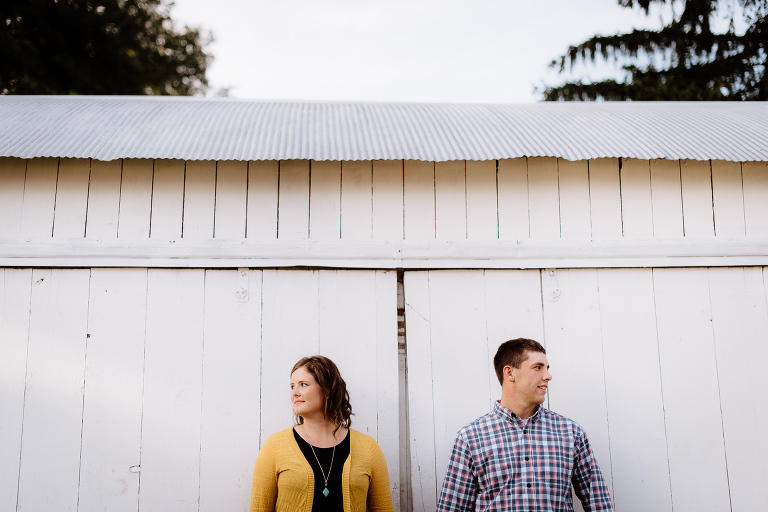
left=510, top=351, right=552, bottom=408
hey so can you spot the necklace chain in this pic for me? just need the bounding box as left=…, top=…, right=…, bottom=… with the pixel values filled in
left=302, top=426, right=336, bottom=497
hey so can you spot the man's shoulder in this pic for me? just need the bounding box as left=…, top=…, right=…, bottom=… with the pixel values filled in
left=455, top=409, right=504, bottom=439
left=539, top=407, right=587, bottom=436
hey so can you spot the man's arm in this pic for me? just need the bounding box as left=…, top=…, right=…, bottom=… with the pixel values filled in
left=571, top=430, right=614, bottom=512
left=436, top=433, right=478, bottom=512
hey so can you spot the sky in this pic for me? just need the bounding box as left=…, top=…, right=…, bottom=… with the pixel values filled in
left=169, top=0, right=667, bottom=103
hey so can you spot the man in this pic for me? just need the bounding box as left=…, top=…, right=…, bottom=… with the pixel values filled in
left=436, top=338, right=613, bottom=512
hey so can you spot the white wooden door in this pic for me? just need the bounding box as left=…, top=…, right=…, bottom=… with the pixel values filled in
left=404, top=270, right=544, bottom=512
left=405, top=268, right=768, bottom=512
left=0, top=268, right=398, bottom=512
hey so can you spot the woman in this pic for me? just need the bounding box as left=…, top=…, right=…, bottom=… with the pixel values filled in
left=249, top=355, right=393, bottom=512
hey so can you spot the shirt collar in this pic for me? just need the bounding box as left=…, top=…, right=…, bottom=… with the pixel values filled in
left=493, top=400, right=542, bottom=424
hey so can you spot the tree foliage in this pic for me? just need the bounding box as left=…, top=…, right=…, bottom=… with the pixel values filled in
left=543, top=0, right=768, bottom=101
left=1, top=0, right=212, bottom=95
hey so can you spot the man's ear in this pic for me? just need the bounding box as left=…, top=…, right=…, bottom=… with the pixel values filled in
left=504, top=365, right=515, bottom=382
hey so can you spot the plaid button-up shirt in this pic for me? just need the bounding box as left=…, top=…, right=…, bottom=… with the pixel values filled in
left=437, top=401, right=613, bottom=512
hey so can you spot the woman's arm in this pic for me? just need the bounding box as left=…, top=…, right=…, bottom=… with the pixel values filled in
left=366, top=440, right=394, bottom=512
left=249, top=437, right=279, bottom=512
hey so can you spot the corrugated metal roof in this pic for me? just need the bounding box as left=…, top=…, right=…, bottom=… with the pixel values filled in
left=1, top=96, right=766, bottom=162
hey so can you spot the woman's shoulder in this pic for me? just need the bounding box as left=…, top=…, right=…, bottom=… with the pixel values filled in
left=261, top=427, right=298, bottom=450
left=348, top=429, right=384, bottom=452
left=348, top=429, right=390, bottom=477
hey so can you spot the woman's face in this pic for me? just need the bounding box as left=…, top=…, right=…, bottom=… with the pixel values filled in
left=290, top=366, right=325, bottom=419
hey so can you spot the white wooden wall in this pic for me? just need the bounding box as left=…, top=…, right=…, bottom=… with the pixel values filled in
left=0, top=268, right=398, bottom=512
left=2, top=156, right=768, bottom=512
left=404, top=268, right=768, bottom=512
left=1, top=157, right=767, bottom=269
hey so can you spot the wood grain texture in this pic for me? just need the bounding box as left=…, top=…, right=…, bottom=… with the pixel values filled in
left=403, top=271, right=438, bottom=512
left=16, top=269, right=90, bottom=512
left=277, top=160, right=310, bottom=239
left=708, top=267, right=768, bottom=511
left=52, top=158, right=90, bottom=238
left=374, top=270, right=401, bottom=510
left=619, top=158, right=654, bottom=238
left=259, top=269, right=400, bottom=505
left=465, top=160, right=497, bottom=240
left=653, top=268, right=730, bottom=510
left=309, top=160, right=341, bottom=239
left=428, top=270, right=491, bottom=493
left=497, top=158, right=529, bottom=240
left=78, top=269, right=147, bottom=511
left=0, top=269, right=32, bottom=511
left=742, top=161, right=768, bottom=236
left=0, top=157, right=26, bottom=237
left=557, top=159, right=591, bottom=240
left=259, top=269, right=320, bottom=442
left=711, top=160, right=745, bottom=237
left=20, top=157, right=58, bottom=238
left=86, top=159, right=122, bottom=239
left=588, top=158, right=622, bottom=239
left=318, top=271, right=380, bottom=436
left=542, top=269, right=613, bottom=502
left=372, top=160, right=404, bottom=240
left=527, top=157, right=560, bottom=240
left=150, top=159, right=185, bottom=239
left=182, top=160, right=216, bottom=239
left=214, top=160, right=248, bottom=238
left=117, top=159, right=153, bottom=239
left=199, top=269, right=263, bottom=512
left=483, top=270, right=544, bottom=408
left=434, top=160, right=466, bottom=240
left=139, top=269, right=205, bottom=512
left=341, top=160, right=372, bottom=239
left=406, top=269, right=545, bottom=512
left=247, top=160, right=279, bottom=239
left=404, top=160, right=435, bottom=240
left=597, top=269, right=672, bottom=511
left=650, top=159, right=684, bottom=238
left=680, top=159, right=715, bottom=237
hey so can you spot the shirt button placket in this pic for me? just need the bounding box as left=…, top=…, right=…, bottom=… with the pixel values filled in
left=520, top=422, right=534, bottom=506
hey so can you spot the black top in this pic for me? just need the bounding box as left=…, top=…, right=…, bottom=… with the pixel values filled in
left=293, top=427, right=351, bottom=512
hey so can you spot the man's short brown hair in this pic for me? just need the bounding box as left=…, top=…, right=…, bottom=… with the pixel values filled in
left=493, top=338, right=546, bottom=384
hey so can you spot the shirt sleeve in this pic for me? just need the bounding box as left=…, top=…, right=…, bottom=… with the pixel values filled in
left=249, top=436, right=278, bottom=512
left=366, top=439, right=395, bottom=512
left=436, top=432, right=477, bottom=512
left=571, top=429, right=614, bottom=512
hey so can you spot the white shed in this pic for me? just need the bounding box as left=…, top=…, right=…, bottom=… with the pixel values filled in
left=1, top=97, right=767, bottom=512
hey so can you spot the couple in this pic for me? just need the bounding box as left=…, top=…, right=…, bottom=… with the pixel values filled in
left=249, top=338, right=613, bottom=512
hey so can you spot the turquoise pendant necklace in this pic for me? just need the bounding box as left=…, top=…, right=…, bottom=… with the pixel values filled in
left=303, top=427, right=336, bottom=497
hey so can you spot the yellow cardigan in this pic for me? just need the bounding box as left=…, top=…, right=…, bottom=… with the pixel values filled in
left=249, top=427, right=394, bottom=512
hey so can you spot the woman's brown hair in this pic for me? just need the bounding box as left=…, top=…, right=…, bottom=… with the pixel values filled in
left=291, top=355, right=353, bottom=434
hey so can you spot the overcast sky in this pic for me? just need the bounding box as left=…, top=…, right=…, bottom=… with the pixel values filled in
left=170, top=0, right=666, bottom=103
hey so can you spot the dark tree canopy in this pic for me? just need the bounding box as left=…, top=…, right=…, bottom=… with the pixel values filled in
left=543, top=0, right=768, bottom=101
left=1, top=0, right=212, bottom=95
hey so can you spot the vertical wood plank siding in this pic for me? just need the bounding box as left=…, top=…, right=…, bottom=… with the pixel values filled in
left=4, top=267, right=767, bottom=510
left=0, top=269, right=32, bottom=512
left=2, top=156, right=768, bottom=512
left=85, top=159, right=122, bottom=238
left=117, top=159, right=153, bottom=239
left=404, top=267, right=768, bottom=512
left=2, top=156, right=765, bottom=244
left=16, top=269, right=90, bottom=511
left=0, top=268, right=399, bottom=512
